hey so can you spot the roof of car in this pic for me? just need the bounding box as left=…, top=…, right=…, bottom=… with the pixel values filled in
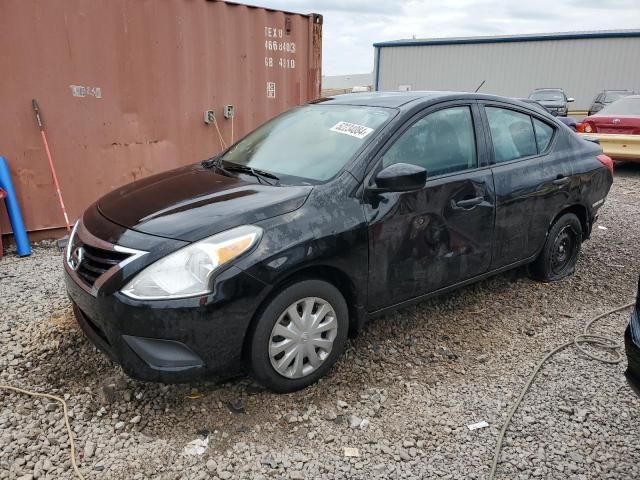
left=315, top=91, right=516, bottom=108
left=314, top=91, right=445, bottom=108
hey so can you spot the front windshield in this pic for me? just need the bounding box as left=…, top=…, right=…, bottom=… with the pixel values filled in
left=599, top=97, right=640, bottom=116
left=529, top=91, right=565, bottom=101
left=221, top=104, right=391, bottom=183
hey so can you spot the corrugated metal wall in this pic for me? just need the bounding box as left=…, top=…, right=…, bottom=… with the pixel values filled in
left=0, top=0, right=322, bottom=235
left=376, top=36, right=640, bottom=110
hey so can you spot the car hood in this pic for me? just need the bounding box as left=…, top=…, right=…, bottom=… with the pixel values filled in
left=536, top=100, right=566, bottom=108
left=97, top=163, right=313, bottom=242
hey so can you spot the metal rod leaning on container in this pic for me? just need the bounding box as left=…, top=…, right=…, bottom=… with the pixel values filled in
left=32, top=99, right=71, bottom=231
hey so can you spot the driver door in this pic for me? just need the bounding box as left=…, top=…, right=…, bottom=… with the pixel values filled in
left=363, top=103, right=495, bottom=311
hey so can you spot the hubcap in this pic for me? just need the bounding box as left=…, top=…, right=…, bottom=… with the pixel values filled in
left=268, top=297, right=338, bottom=379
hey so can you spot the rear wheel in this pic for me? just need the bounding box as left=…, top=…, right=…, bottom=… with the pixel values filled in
left=530, top=213, right=582, bottom=281
left=248, top=279, right=349, bottom=393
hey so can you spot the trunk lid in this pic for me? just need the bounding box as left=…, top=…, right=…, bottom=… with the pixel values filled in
left=588, top=115, right=640, bottom=134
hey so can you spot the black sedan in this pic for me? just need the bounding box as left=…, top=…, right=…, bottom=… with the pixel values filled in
left=528, top=88, right=574, bottom=117
left=65, top=92, right=613, bottom=392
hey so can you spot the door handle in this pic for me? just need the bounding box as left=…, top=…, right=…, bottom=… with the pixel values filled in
left=454, top=196, right=483, bottom=209
left=553, top=176, right=570, bottom=186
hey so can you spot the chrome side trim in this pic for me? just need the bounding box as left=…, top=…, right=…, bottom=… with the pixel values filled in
left=64, top=219, right=147, bottom=297
left=65, top=220, right=80, bottom=266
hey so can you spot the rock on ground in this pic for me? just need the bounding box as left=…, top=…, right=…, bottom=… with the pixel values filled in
left=1, top=165, right=640, bottom=479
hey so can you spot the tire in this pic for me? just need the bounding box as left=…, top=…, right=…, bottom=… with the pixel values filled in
left=248, top=279, right=349, bottom=393
left=530, top=213, right=582, bottom=282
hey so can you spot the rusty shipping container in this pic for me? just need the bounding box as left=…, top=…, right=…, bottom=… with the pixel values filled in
left=0, top=0, right=322, bottom=237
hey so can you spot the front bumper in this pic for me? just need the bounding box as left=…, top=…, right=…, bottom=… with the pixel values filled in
left=64, top=208, right=270, bottom=382
left=544, top=106, right=567, bottom=117
left=66, top=265, right=268, bottom=382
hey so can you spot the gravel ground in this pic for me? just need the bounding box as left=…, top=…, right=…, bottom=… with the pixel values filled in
left=2, top=164, right=640, bottom=480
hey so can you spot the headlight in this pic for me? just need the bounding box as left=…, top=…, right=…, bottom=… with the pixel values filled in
left=121, top=225, right=262, bottom=300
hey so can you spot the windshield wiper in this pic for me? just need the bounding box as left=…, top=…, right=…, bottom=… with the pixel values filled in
left=201, top=157, right=280, bottom=185
left=223, top=164, right=280, bottom=185
left=201, top=156, right=233, bottom=177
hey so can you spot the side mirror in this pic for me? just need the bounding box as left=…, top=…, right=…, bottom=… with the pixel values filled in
left=567, top=97, right=575, bottom=103
left=368, top=163, right=427, bottom=193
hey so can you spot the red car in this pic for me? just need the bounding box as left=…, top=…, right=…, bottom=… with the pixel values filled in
left=578, top=95, right=640, bottom=134
left=577, top=95, right=640, bottom=161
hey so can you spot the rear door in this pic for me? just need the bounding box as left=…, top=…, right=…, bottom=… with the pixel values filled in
left=480, top=102, right=569, bottom=268
left=363, top=102, right=496, bottom=310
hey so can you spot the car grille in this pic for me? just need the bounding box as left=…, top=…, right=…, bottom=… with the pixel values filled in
left=75, top=245, right=132, bottom=287
left=66, top=223, right=135, bottom=289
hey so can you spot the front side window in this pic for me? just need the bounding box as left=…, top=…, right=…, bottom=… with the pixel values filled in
left=221, top=104, right=391, bottom=183
left=382, top=106, right=477, bottom=177
left=486, top=107, right=537, bottom=163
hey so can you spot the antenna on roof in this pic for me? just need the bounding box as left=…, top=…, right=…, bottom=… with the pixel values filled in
left=474, top=80, right=486, bottom=93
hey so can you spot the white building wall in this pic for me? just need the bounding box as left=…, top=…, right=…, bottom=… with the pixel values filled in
left=322, top=73, right=373, bottom=90
left=376, top=35, right=640, bottom=110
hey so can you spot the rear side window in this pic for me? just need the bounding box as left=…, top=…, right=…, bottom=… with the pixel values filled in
left=486, top=107, right=537, bottom=163
left=533, top=118, right=554, bottom=152
left=382, top=106, right=477, bottom=177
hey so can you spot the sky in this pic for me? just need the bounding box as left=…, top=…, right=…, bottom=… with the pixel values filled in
left=257, top=0, right=640, bottom=76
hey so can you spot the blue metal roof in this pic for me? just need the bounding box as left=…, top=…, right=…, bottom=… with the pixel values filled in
left=373, top=29, right=640, bottom=48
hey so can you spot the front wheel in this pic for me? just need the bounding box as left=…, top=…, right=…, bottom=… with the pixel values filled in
left=248, top=279, right=349, bottom=393
left=530, top=213, right=582, bottom=281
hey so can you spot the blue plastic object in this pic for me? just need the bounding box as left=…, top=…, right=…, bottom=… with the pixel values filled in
left=0, top=156, right=31, bottom=256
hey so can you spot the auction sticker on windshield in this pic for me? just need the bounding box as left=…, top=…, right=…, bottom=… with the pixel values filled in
left=330, top=121, right=374, bottom=139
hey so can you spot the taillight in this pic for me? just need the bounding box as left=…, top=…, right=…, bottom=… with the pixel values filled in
left=576, top=122, right=593, bottom=133
left=597, top=154, right=614, bottom=177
